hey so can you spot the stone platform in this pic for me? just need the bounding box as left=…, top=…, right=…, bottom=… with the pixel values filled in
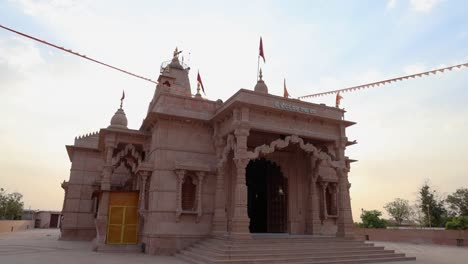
left=3, top=229, right=468, bottom=264
left=175, top=234, right=416, bottom=264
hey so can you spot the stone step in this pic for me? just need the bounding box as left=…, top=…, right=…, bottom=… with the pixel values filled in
left=94, top=243, right=141, bottom=253
left=176, top=254, right=416, bottom=264
left=193, top=244, right=387, bottom=255
left=175, top=253, right=208, bottom=264
left=182, top=250, right=408, bottom=263
left=175, top=237, right=416, bottom=264
left=188, top=247, right=395, bottom=259
left=210, top=237, right=359, bottom=244
left=198, top=240, right=372, bottom=249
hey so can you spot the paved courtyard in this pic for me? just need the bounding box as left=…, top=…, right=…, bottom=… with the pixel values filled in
left=0, top=229, right=467, bottom=264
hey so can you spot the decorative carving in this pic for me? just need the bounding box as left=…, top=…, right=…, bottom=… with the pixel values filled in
left=217, top=134, right=237, bottom=167
left=246, top=135, right=343, bottom=169
left=175, top=170, right=186, bottom=222
left=174, top=169, right=207, bottom=223
left=112, top=144, right=143, bottom=174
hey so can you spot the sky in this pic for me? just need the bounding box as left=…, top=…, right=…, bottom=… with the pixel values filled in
left=0, top=0, right=467, bottom=221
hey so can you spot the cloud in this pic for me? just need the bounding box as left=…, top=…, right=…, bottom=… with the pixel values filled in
left=0, top=36, right=44, bottom=71
left=0, top=36, right=44, bottom=91
left=387, top=0, right=397, bottom=10
left=409, top=0, right=441, bottom=13
left=403, top=63, right=426, bottom=74
left=11, top=0, right=88, bottom=16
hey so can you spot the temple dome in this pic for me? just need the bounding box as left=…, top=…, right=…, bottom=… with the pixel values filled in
left=254, top=79, right=268, bottom=94
left=108, top=108, right=128, bottom=129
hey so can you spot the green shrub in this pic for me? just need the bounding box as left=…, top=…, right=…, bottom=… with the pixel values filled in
left=445, top=216, right=468, bottom=230
left=359, top=210, right=388, bottom=229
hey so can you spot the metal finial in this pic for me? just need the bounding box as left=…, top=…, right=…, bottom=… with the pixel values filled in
left=259, top=68, right=263, bottom=80
left=120, top=90, right=125, bottom=108
left=196, top=82, right=201, bottom=96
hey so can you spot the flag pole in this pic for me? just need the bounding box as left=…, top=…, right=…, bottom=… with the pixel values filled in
left=257, top=55, right=260, bottom=81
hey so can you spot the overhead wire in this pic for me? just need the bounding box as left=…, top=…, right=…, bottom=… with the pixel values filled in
left=0, top=24, right=158, bottom=84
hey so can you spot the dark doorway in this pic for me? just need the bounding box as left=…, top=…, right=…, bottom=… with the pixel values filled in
left=246, top=158, right=287, bottom=233
left=49, top=214, right=59, bottom=228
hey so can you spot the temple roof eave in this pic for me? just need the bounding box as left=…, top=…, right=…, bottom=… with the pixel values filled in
left=140, top=90, right=219, bottom=130
left=211, top=89, right=356, bottom=127
left=97, top=127, right=150, bottom=150
left=66, top=145, right=99, bottom=162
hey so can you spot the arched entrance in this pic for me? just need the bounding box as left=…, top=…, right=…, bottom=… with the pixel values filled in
left=246, top=158, right=288, bottom=233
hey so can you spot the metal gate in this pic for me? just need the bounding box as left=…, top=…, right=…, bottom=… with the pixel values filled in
left=106, top=192, right=139, bottom=244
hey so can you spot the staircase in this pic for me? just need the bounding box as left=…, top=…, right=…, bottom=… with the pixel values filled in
left=175, top=235, right=416, bottom=264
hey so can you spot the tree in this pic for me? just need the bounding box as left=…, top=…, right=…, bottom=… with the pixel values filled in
left=418, top=183, right=447, bottom=227
left=384, top=198, right=411, bottom=226
left=446, top=216, right=468, bottom=230
left=446, top=188, right=468, bottom=217
left=0, top=188, right=24, bottom=220
left=359, top=210, right=388, bottom=229
left=410, top=204, right=425, bottom=227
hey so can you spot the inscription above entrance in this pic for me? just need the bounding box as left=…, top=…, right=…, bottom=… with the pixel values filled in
left=274, top=101, right=317, bottom=114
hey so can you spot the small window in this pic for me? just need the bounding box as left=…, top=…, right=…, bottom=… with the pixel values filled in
left=181, top=175, right=196, bottom=211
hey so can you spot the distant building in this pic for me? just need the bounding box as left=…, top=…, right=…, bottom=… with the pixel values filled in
left=60, top=50, right=356, bottom=254
left=34, top=211, right=62, bottom=228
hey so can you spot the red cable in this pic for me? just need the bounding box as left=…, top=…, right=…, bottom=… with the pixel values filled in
left=0, top=24, right=157, bottom=84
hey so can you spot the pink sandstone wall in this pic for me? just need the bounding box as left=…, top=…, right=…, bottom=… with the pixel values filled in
left=0, top=220, right=35, bottom=233
left=61, top=147, right=101, bottom=241
left=355, top=228, right=468, bottom=247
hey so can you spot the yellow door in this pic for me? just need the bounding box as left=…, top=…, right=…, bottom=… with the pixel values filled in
left=107, top=192, right=139, bottom=244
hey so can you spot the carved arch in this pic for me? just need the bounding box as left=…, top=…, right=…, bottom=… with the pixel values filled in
left=246, top=135, right=342, bottom=169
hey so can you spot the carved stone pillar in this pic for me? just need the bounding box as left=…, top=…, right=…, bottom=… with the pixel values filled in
left=336, top=167, right=354, bottom=238
left=196, top=172, right=205, bottom=222
left=94, top=191, right=110, bottom=247
left=175, top=170, right=186, bottom=222
left=94, top=145, right=114, bottom=249
left=212, top=134, right=228, bottom=235
left=101, top=146, right=114, bottom=191
left=231, top=158, right=250, bottom=238
left=320, top=182, right=328, bottom=220
left=307, top=157, right=322, bottom=235
left=139, top=171, right=150, bottom=211
left=231, top=127, right=251, bottom=238
left=212, top=164, right=228, bottom=235
left=331, top=183, right=338, bottom=215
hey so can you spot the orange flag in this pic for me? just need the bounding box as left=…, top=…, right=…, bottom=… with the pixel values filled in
left=283, top=78, right=290, bottom=98
left=335, top=92, right=343, bottom=108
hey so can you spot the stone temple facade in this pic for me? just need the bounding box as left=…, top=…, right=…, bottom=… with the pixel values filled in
left=60, top=51, right=357, bottom=255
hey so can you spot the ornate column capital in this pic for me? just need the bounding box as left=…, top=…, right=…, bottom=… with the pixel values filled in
left=234, top=127, right=250, bottom=137
left=175, top=169, right=186, bottom=182
left=233, top=158, right=250, bottom=171
left=320, top=181, right=328, bottom=189
left=196, top=171, right=206, bottom=181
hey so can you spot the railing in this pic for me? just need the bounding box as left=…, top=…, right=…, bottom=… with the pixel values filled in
left=160, top=59, right=190, bottom=73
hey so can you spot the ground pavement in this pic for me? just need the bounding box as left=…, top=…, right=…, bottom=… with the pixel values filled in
left=0, top=229, right=467, bottom=264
